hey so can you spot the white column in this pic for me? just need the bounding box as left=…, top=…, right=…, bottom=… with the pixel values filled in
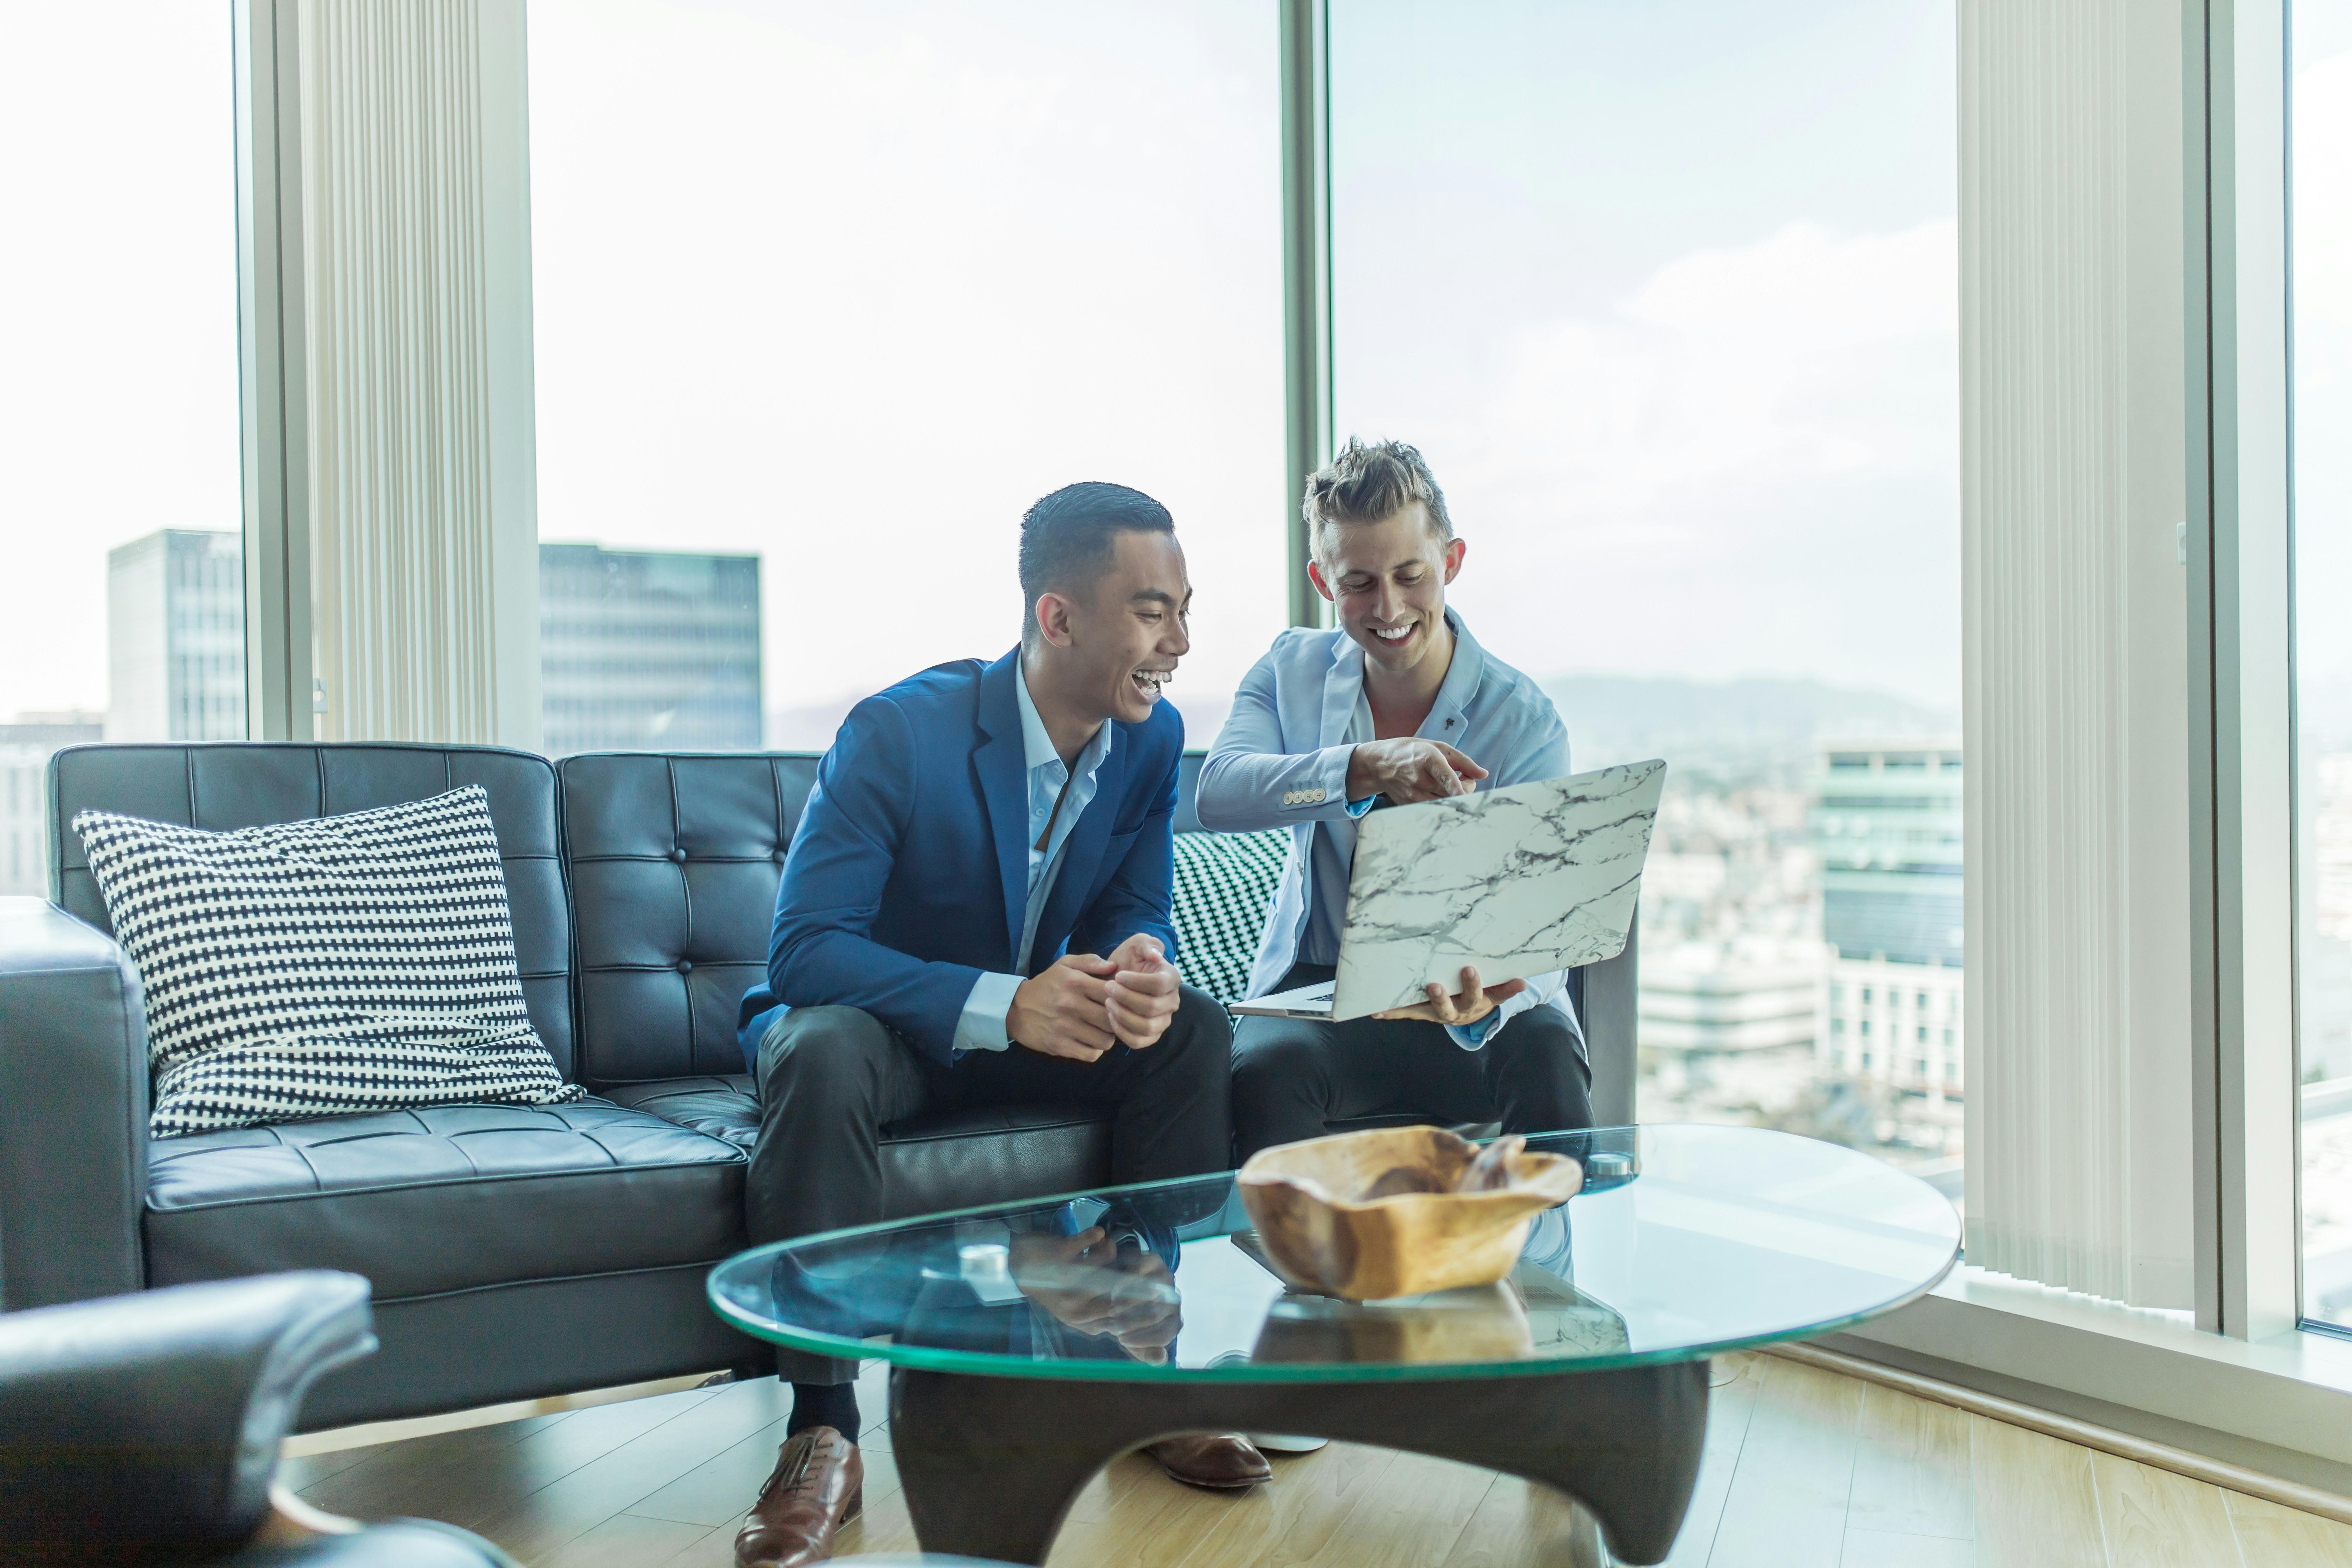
left=1961, top=0, right=2195, bottom=1307
left=300, top=0, right=540, bottom=749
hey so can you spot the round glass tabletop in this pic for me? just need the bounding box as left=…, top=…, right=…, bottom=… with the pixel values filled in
left=706, top=1124, right=1960, bottom=1384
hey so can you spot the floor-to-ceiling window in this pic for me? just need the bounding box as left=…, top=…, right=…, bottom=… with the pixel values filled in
left=526, top=0, right=1289, bottom=756
left=0, top=2, right=244, bottom=895
left=2292, top=0, right=2352, bottom=1329
left=1329, top=0, right=1963, bottom=1197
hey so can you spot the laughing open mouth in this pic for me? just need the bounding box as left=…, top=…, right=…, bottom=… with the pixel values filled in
left=1130, top=668, right=1173, bottom=700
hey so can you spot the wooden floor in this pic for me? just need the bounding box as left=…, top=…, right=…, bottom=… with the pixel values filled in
left=279, top=1351, right=2352, bottom=1567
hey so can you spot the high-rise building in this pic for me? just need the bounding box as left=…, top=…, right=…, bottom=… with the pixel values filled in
left=105, top=531, right=246, bottom=743
left=539, top=544, right=762, bottom=757
left=0, top=713, right=106, bottom=896
left=1811, top=741, right=1965, bottom=1102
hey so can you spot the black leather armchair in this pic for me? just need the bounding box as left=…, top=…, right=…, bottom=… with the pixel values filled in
left=0, top=1270, right=515, bottom=1566
left=2, top=741, right=1636, bottom=1437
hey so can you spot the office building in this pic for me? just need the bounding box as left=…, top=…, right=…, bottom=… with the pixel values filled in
left=1812, top=742, right=1965, bottom=1102
left=539, top=544, right=762, bottom=757
left=0, top=713, right=103, bottom=896
left=104, top=531, right=245, bottom=744
left=1639, top=949, right=1821, bottom=1054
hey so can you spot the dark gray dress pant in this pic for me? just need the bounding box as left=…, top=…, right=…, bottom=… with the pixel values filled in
left=748, top=986, right=1233, bottom=1383
left=1231, top=962, right=1594, bottom=1161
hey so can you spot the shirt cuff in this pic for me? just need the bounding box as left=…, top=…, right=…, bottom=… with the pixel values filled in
left=952, top=971, right=1023, bottom=1057
left=1445, top=988, right=1535, bottom=1051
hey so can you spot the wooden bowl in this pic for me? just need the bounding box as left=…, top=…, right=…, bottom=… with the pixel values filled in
left=1251, top=1282, right=1536, bottom=1365
left=1237, top=1127, right=1584, bottom=1301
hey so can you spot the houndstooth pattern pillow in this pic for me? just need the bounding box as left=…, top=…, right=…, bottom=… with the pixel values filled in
left=72, top=785, right=584, bottom=1139
left=1170, top=828, right=1289, bottom=1006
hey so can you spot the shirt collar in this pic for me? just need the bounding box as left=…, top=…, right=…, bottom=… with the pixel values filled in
left=1427, top=606, right=1486, bottom=728
left=1014, top=653, right=1111, bottom=777
left=1324, top=605, right=1485, bottom=737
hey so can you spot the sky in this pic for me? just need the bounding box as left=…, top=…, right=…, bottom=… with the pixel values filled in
left=2, top=1, right=2339, bottom=740
left=0, top=2, right=242, bottom=722
left=1330, top=0, right=1962, bottom=708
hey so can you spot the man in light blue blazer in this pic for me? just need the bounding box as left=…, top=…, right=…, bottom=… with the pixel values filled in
left=1197, top=438, right=1593, bottom=1159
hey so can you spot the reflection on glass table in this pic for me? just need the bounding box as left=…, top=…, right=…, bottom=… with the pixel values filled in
left=708, top=1126, right=1958, bottom=1565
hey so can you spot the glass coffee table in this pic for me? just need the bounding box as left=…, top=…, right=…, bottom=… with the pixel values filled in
left=708, top=1125, right=1959, bottom=1567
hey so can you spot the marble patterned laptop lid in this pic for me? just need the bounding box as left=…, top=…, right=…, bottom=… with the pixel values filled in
left=1332, top=758, right=1668, bottom=1020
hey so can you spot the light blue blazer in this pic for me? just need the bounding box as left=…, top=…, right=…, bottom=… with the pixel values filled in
left=1196, top=609, right=1580, bottom=1047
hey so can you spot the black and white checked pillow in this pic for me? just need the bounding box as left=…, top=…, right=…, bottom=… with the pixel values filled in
left=1170, top=828, right=1289, bottom=1006
left=73, top=785, right=584, bottom=1138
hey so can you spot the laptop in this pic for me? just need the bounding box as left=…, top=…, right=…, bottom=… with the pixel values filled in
left=1229, top=758, right=1667, bottom=1022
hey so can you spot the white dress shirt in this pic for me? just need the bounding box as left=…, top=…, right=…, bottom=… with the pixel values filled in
left=950, top=656, right=1114, bottom=1056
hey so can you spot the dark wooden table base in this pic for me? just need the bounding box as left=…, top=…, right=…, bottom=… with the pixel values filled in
left=887, top=1358, right=1711, bottom=1566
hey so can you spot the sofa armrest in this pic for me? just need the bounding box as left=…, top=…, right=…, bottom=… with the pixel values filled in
left=0, top=896, right=149, bottom=1310
left=1577, top=904, right=1639, bottom=1128
left=0, top=1271, right=376, bottom=1561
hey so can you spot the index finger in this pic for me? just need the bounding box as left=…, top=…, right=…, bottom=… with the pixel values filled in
left=1432, top=743, right=1489, bottom=778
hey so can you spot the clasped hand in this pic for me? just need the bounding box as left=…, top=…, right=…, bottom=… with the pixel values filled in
left=1007, top=1226, right=1181, bottom=1362
left=1006, top=932, right=1179, bottom=1062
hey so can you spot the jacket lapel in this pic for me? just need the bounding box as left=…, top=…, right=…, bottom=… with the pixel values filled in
left=1315, top=635, right=1367, bottom=866
left=1421, top=608, right=1484, bottom=744
left=1032, top=726, right=1123, bottom=969
left=1318, top=635, right=1364, bottom=749
left=974, top=650, right=1030, bottom=969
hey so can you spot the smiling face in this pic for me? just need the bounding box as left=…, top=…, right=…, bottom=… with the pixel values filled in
left=1308, top=502, right=1465, bottom=677
left=1032, top=528, right=1193, bottom=726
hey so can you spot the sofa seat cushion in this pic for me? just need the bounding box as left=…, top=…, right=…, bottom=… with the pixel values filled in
left=144, top=1101, right=744, bottom=1300
left=600, top=1077, right=1113, bottom=1219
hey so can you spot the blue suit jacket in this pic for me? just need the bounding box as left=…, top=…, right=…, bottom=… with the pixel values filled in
left=736, top=648, right=1184, bottom=1069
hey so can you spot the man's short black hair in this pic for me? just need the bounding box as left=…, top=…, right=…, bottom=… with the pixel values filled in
left=1017, top=482, right=1175, bottom=641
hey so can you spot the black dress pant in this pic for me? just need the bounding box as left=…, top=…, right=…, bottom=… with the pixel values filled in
left=1231, top=962, right=1594, bottom=1161
left=747, top=986, right=1233, bottom=1383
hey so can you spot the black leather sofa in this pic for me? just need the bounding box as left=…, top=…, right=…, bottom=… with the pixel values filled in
left=0, top=742, right=1635, bottom=1433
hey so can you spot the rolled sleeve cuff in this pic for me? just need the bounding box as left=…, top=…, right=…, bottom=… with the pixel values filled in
left=952, top=971, right=1024, bottom=1057
left=1278, top=744, right=1362, bottom=816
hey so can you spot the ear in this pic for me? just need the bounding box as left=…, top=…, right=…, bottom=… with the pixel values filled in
left=1034, top=590, right=1078, bottom=649
left=1441, top=538, right=1466, bottom=585
left=1306, top=559, right=1337, bottom=603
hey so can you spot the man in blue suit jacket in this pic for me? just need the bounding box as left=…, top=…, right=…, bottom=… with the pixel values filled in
left=728, top=484, right=1247, bottom=1568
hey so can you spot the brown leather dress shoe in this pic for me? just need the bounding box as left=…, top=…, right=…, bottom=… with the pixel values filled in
left=734, top=1426, right=863, bottom=1568
left=1146, top=1432, right=1272, bottom=1490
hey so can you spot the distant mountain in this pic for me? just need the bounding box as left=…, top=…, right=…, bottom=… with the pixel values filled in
left=1541, top=673, right=1957, bottom=785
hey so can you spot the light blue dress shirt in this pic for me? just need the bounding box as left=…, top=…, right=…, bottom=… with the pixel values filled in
left=950, top=656, right=1115, bottom=1056
left=1196, top=607, right=1580, bottom=1054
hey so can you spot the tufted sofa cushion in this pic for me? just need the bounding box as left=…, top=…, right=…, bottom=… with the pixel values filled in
left=143, top=1101, right=744, bottom=1301
left=558, top=753, right=820, bottom=1085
